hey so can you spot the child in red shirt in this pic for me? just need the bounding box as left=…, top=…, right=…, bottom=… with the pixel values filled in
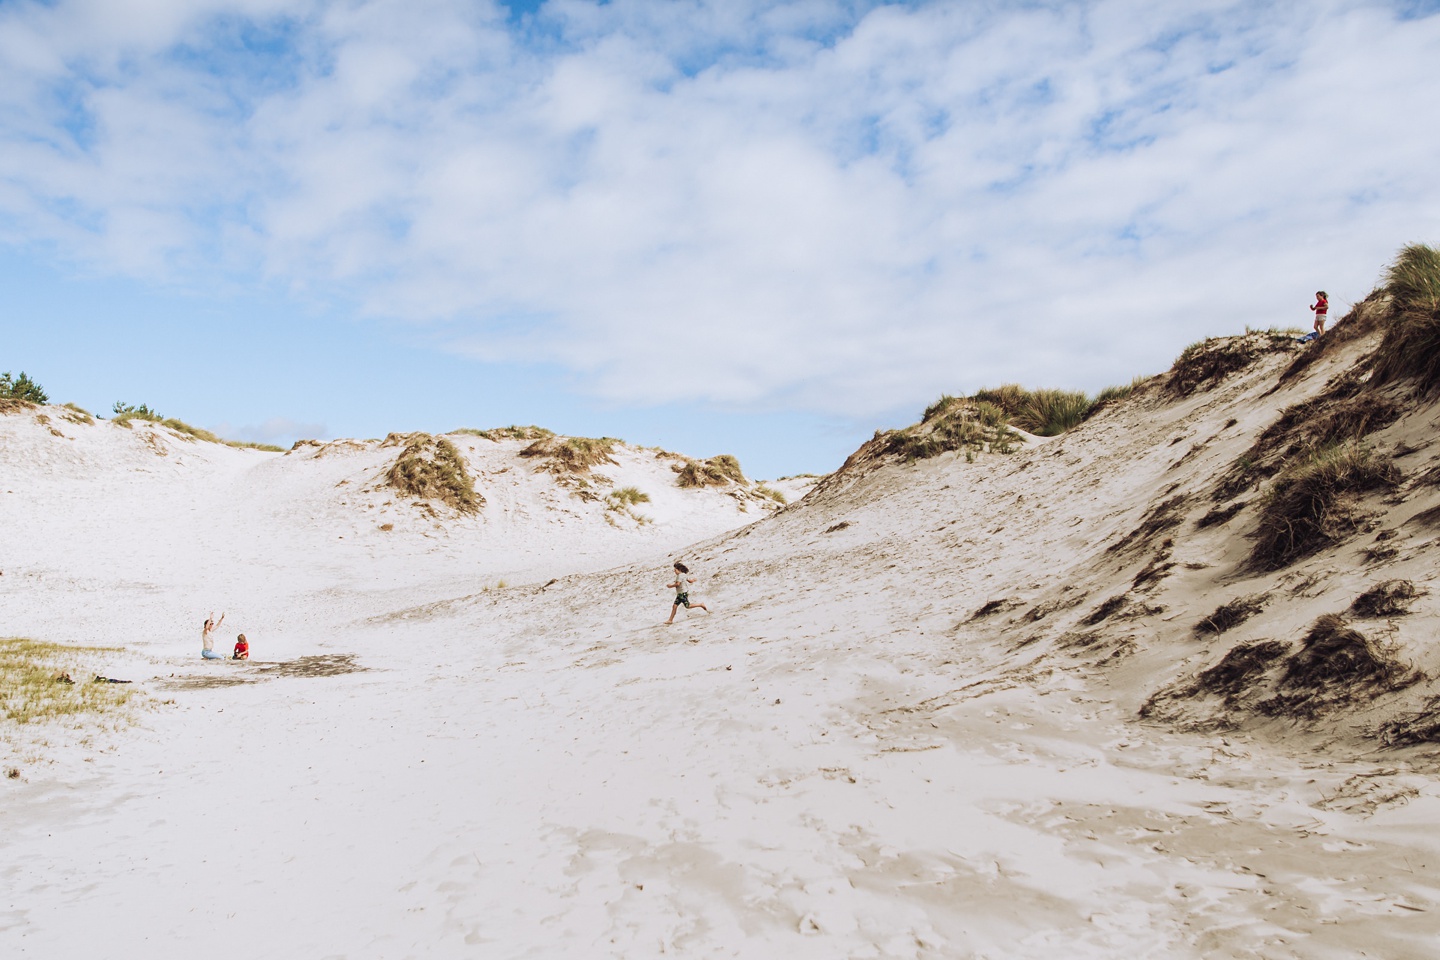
left=232, top=634, right=250, bottom=660
left=1310, top=290, right=1328, bottom=336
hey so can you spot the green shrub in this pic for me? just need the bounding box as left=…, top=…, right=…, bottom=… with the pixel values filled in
left=1371, top=243, right=1440, bottom=394
left=0, top=371, right=48, bottom=404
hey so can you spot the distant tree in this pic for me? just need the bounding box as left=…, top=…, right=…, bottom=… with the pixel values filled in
left=112, top=401, right=162, bottom=420
left=0, top=371, right=48, bottom=404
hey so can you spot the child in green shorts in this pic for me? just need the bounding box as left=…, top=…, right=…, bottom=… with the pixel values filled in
left=664, top=562, right=709, bottom=624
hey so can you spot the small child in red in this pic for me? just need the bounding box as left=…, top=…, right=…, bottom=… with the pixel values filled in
left=1310, top=290, right=1328, bottom=336
left=232, top=634, right=250, bottom=660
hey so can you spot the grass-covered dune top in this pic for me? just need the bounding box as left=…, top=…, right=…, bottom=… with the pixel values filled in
left=111, top=402, right=285, bottom=452
left=384, top=432, right=482, bottom=514
left=449, top=425, right=555, bottom=442
left=0, top=637, right=137, bottom=726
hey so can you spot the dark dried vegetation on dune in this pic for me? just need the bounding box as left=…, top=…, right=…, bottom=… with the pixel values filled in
left=1255, top=614, right=1418, bottom=718
left=385, top=432, right=482, bottom=514
left=1247, top=444, right=1400, bottom=571
left=1194, top=594, right=1268, bottom=635
left=1165, top=333, right=1292, bottom=397
left=1350, top=579, right=1422, bottom=618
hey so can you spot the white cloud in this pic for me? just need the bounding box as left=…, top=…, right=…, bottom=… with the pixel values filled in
left=2, top=0, right=1438, bottom=418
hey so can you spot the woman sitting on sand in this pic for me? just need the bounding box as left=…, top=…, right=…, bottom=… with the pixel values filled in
left=201, top=612, right=226, bottom=659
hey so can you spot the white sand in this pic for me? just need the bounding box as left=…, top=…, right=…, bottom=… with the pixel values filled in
left=4, top=347, right=1440, bottom=959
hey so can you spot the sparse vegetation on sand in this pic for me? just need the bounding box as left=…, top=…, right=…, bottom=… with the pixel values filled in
left=1370, top=243, right=1440, bottom=394
left=385, top=432, right=482, bottom=514
left=61, top=402, right=94, bottom=424
left=0, top=371, right=48, bottom=406
left=110, top=402, right=285, bottom=452
left=675, top=454, right=745, bottom=487
left=0, top=638, right=136, bottom=725
left=1194, top=594, right=1268, bottom=635
left=754, top=485, right=787, bottom=504
left=1249, top=444, right=1401, bottom=571
left=451, top=425, right=555, bottom=442
left=881, top=396, right=1022, bottom=461
left=606, top=486, right=650, bottom=509
left=1165, top=332, right=1292, bottom=397
left=520, top=435, right=618, bottom=475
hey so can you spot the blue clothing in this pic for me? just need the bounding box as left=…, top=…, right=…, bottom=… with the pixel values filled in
left=201, top=648, right=225, bottom=659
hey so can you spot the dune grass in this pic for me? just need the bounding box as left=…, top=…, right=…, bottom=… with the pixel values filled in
left=386, top=433, right=482, bottom=514
left=0, top=638, right=136, bottom=725
left=110, top=402, right=284, bottom=452
left=1371, top=243, right=1440, bottom=394
left=1250, top=444, right=1401, bottom=571
left=606, top=486, right=650, bottom=509
left=520, top=435, right=619, bottom=474
left=754, top=485, right=787, bottom=504
left=451, top=425, right=555, bottom=441
left=675, top=454, right=746, bottom=487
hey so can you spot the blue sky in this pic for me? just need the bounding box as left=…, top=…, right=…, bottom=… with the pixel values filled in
left=2, top=0, right=1438, bottom=478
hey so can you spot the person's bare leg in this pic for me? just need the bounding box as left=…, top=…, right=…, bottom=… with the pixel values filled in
left=691, top=603, right=708, bottom=613
left=665, top=603, right=679, bottom=624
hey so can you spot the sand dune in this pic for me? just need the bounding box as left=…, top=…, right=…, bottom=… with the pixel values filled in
left=4, top=311, right=1440, bottom=958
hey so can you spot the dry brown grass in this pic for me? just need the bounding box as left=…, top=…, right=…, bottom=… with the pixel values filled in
left=385, top=433, right=482, bottom=514
left=1350, top=579, right=1422, bottom=618
left=1194, top=594, right=1268, bottom=635
left=675, top=454, right=746, bottom=487
left=1249, top=444, right=1400, bottom=571
left=452, top=425, right=555, bottom=442
left=1, top=638, right=136, bottom=725
left=1165, top=333, right=1290, bottom=398
left=520, top=435, right=618, bottom=475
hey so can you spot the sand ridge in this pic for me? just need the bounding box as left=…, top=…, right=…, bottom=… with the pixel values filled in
left=3, top=322, right=1440, bottom=957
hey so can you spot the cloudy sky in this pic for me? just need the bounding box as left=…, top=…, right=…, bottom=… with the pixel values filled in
left=3, top=0, right=1438, bottom=476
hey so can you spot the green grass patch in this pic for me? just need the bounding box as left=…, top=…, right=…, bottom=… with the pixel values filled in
left=1, top=638, right=136, bottom=725
left=607, top=486, right=651, bottom=509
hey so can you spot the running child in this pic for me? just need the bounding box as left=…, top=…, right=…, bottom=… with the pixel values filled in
left=664, top=562, right=708, bottom=624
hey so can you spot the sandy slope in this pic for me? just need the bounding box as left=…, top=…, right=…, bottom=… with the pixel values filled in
left=4, top=327, right=1440, bottom=959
